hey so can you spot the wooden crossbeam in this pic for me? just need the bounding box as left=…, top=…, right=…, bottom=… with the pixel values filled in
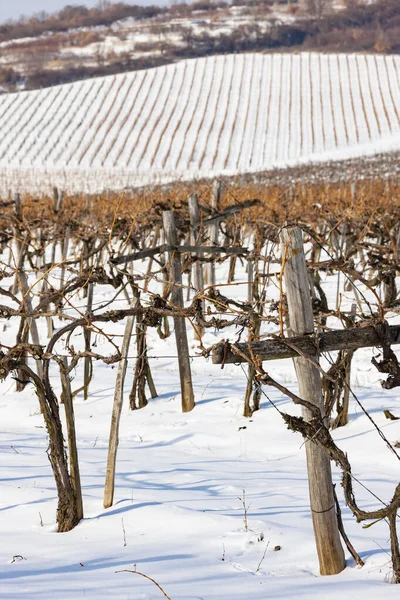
left=111, top=244, right=248, bottom=265
left=149, top=199, right=260, bottom=227
left=201, top=199, right=260, bottom=225
left=212, top=324, right=400, bottom=364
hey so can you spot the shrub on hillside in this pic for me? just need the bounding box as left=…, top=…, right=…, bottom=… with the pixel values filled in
left=0, top=67, right=19, bottom=90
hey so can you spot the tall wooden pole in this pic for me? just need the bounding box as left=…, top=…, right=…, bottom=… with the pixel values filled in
left=11, top=193, right=22, bottom=296
left=104, top=312, right=135, bottom=508
left=243, top=255, right=261, bottom=417
left=83, top=281, right=94, bottom=400
left=188, top=194, right=204, bottom=341
left=280, top=226, right=345, bottom=576
left=162, top=211, right=195, bottom=413
left=188, top=194, right=204, bottom=293
left=205, top=180, right=221, bottom=288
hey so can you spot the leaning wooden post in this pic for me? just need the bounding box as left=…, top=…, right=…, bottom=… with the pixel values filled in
left=162, top=210, right=195, bottom=413
left=104, top=312, right=135, bottom=508
left=280, top=226, right=345, bottom=576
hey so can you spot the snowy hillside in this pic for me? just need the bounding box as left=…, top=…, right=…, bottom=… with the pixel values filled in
left=1, top=52, right=400, bottom=194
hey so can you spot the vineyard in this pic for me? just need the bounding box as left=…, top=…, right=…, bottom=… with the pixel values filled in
left=1, top=52, right=400, bottom=194
left=1, top=180, right=400, bottom=598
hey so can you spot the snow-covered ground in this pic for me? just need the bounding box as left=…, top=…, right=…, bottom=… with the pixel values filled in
left=1, top=52, right=400, bottom=194
left=1, top=254, right=400, bottom=599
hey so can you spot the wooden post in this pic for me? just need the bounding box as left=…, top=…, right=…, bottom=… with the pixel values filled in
left=189, top=194, right=204, bottom=341
left=51, top=188, right=64, bottom=265
left=243, top=255, right=261, bottom=417
left=162, top=210, right=195, bottom=413
left=159, top=228, right=170, bottom=338
left=104, top=313, right=135, bottom=508
left=280, top=226, right=345, bottom=576
left=53, top=187, right=64, bottom=214
left=205, top=180, right=221, bottom=288
left=83, top=281, right=94, bottom=400
left=59, top=226, right=70, bottom=291
left=247, top=259, right=254, bottom=304
left=335, top=223, right=346, bottom=310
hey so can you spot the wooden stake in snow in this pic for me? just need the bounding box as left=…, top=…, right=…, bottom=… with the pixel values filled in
left=162, top=210, right=195, bottom=413
left=104, top=312, right=135, bottom=508
left=280, top=226, right=345, bottom=576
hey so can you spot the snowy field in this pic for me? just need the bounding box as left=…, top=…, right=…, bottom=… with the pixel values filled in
left=1, top=256, right=400, bottom=599
left=1, top=52, right=400, bottom=194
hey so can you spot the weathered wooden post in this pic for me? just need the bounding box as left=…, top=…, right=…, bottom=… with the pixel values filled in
left=58, top=226, right=70, bottom=292
left=162, top=211, right=195, bottom=413
left=159, top=227, right=170, bottom=338
left=104, top=311, right=135, bottom=508
left=50, top=189, right=63, bottom=267
left=243, top=254, right=261, bottom=417
left=189, top=194, right=204, bottom=341
left=205, top=180, right=221, bottom=288
left=53, top=187, right=64, bottom=214
left=247, top=259, right=254, bottom=304
left=11, top=193, right=23, bottom=296
left=83, top=279, right=94, bottom=400
left=280, top=226, right=345, bottom=576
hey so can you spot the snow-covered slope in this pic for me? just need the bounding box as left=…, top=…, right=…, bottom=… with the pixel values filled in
left=1, top=52, right=400, bottom=194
